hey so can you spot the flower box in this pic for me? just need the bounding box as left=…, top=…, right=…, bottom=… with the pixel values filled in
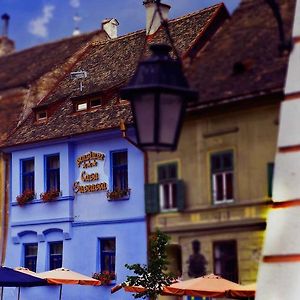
left=106, top=188, right=131, bottom=201
left=92, top=271, right=116, bottom=285
left=16, top=190, right=35, bottom=206
left=40, top=190, right=61, bottom=203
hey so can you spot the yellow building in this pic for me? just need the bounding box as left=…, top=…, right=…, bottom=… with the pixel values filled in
left=146, top=0, right=295, bottom=285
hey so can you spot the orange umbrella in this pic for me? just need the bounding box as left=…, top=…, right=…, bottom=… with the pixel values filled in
left=226, top=282, right=256, bottom=298
left=38, top=267, right=101, bottom=300
left=163, top=274, right=242, bottom=298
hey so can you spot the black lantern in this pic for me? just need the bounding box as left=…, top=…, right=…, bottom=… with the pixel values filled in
left=121, top=44, right=197, bottom=151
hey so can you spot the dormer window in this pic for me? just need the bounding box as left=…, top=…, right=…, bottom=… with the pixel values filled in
left=36, top=110, right=47, bottom=122
left=90, top=99, right=101, bottom=108
left=76, top=102, right=88, bottom=111
left=73, top=97, right=103, bottom=112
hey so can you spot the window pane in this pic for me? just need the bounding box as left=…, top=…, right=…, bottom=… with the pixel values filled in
left=77, top=102, right=87, bottom=111
left=223, top=153, right=233, bottom=170
left=158, top=163, right=178, bottom=182
left=90, top=99, right=101, bottom=107
left=211, top=155, right=221, bottom=172
left=50, top=242, right=63, bottom=270
left=47, top=155, right=60, bottom=191
left=100, top=238, right=116, bottom=273
left=225, top=172, right=233, bottom=199
left=24, top=243, right=38, bottom=272
left=22, top=159, right=34, bottom=192
left=112, top=151, right=128, bottom=190
left=216, top=174, right=224, bottom=201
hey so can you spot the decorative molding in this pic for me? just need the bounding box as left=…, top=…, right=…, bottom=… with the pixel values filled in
left=203, top=126, right=239, bottom=138
left=11, top=195, right=74, bottom=206
left=278, top=144, right=300, bottom=153
left=72, top=216, right=146, bottom=227
left=11, top=217, right=74, bottom=227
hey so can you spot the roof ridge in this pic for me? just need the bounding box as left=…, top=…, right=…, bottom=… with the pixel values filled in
left=92, top=3, right=223, bottom=47
left=1, top=29, right=101, bottom=59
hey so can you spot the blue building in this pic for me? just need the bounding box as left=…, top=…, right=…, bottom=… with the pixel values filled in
left=4, top=129, right=147, bottom=299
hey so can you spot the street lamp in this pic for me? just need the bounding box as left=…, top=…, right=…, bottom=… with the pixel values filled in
left=120, top=43, right=197, bottom=152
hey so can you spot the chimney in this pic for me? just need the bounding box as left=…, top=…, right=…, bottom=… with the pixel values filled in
left=0, top=14, right=15, bottom=56
left=143, top=0, right=170, bottom=35
left=101, top=18, right=119, bottom=39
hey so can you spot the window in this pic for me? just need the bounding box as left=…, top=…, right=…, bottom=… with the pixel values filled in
left=46, top=155, right=60, bottom=192
left=100, top=238, right=116, bottom=274
left=211, top=151, right=234, bottom=203
left=21, top=159, right=34, bottom=192
left=36, top=110, right=47, bottom=122
left=24, top=243, right=38, bottom=272
left=49, top=242, right=63, bottom=270
left=213, top=240, right=238, bottom=282
left=76, top=102, right=88, bottom=111
left=111, top=151, right=128, bottom=191
left=158, top=162, right=178, bottom=211
left=90, top=99, right=101, bottom=108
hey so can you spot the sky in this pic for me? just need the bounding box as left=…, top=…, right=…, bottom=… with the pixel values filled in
left=0, top=0, right=240, bottom=51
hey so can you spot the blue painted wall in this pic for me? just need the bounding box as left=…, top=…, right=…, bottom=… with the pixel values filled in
left=5, top=131, right=147, bottom=300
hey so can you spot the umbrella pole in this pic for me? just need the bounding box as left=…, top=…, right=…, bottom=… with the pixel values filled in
left=59, top=285, right=62, bottom=300
left=1, top=287, right=3, bottom=300
left=17, top=287, right=20, bottom=300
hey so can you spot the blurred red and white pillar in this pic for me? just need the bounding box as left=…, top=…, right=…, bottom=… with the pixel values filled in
left=256, top=1, right=300, bottom=299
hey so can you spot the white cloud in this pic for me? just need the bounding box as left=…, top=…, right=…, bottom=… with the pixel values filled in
left=70, top=0, right=80, bottom=8
left=28, top=5, right=55, bottom=38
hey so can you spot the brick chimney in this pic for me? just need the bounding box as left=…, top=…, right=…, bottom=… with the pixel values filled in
left=101, top=18, right=119, bottom=39
left=0, top=13, right=15, bottom=56
left=143, top=0, right=170, bottom=35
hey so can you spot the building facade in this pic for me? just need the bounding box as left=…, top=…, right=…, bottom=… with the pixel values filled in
left=146, top=0, right=295, bottom=287
left=4, top=130, right=147, bottom=300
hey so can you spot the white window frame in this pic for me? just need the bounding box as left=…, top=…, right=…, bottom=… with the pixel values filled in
left=159, top=181, right=177, bottom=212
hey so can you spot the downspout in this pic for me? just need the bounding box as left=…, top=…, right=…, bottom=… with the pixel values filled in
left=0, top=153, right=9, bottom=265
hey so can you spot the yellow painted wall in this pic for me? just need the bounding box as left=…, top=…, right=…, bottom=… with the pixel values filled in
left=148, top=100, right=280, bottom=284
left=148, top=102, right=279, bottom=207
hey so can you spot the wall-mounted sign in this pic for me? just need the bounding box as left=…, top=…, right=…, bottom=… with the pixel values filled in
left=73, top=151, right=108, bottom=194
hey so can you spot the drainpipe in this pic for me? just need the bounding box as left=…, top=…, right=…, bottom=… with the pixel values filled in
left=0, top=153, right=10, bottom=265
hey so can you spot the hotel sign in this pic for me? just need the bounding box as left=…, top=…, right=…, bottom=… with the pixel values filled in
left=73, top=151, right=108, bottom=193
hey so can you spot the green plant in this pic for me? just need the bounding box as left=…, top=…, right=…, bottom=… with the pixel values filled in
left=16, top=190, right=35, bottom=206
left=40, top=190, right=61, bottom=202
left=125, top=230, right=176, bottom=300
left=92, top=271, right=116, bottom=285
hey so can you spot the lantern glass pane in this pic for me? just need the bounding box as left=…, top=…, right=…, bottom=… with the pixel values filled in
left=159, top=93, right=183, bottom=146
left=133, top=93, right=155, bottom=144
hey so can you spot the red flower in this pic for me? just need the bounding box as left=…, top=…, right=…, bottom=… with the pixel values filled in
left=40, top=190, right=61, bottom=202
left=16, top=190, right=35, bottom=206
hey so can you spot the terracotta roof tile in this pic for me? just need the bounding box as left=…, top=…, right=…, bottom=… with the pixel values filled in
left=5, top=3, right=224, bottom=147
left=188, top=0, right=295, bottom=108
left=0, top=30, right=104, bottom=91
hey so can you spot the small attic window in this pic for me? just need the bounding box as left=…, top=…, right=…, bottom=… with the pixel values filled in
left=36, top=110, right=47, bottom=122
left=76, top=102, right=88, bottom=111
left=90, top=99, right=101, bottom=108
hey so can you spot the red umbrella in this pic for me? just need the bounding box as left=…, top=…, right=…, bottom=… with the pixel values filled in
left=226, top=282, right=256, bottom=298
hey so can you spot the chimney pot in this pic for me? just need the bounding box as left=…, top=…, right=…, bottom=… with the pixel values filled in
left=101, top=18, right=119, bottom=39
left=144, top=1, right=170, bottom=35
left=1, top=13, right=10, bottom=37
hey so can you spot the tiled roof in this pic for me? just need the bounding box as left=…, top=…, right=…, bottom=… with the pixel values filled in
left=0, top=30, right=104, bottom=91
left=4, top=3, right=226, bottom=147
left=188, top=0, right=295, bottom=108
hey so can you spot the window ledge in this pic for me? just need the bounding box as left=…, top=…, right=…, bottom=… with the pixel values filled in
left=107, top=196, right=130, bottom=202
left=12, top=196, right=74, bottom=206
